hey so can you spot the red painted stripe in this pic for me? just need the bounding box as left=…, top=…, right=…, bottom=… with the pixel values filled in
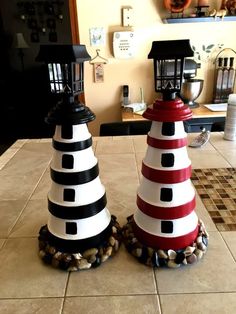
left=137, top=195, right=196, bottom=219
left=147, top=135, right=187, bottom=149
left=142, top=162, right=192, bottom=183
left=133, top=222, right=199, bottom=250
left=143, top=99, right=192, bottom=122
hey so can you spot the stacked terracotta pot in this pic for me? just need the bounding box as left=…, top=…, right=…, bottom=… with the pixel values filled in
left=123, top=98, right=208, bottom=267
left=38, top=92, right=120, bottom=270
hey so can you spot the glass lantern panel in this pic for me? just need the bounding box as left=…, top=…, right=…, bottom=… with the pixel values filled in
left=155, top=59, right=183, bottom=92
left=48, top=63, right=64, bottom=93
left=72, top=63, right=84, bottom=94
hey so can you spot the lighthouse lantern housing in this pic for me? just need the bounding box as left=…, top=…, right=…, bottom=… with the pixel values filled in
left=37, top=45, right=121, bottom=271
left=148, top=39, right=194, bottom=100
left=36, top=44, right=90, bottom=97
left=122, top=39, right=209, bottom=268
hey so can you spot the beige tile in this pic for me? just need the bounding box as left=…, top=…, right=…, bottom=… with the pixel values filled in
left=0, top=175, right=41, bottom=200
left=0, top=239, right=5, bottom=249
left=133, top=136, right=148, bottom=153
left=0, top=200, right=27, bottom=237
left=135, top=152, right=145, bottom=180
left=0, top=148, right=19, bottom=170
left=221, top=231, right=236, bottom=260
left=9, top=199, right=48, bottom=238
left=10, top=139, right=28, bottom=148
left=63, top=295, right=161, bottom=314
left=188, top=149, right=231, bottom=168
left=0, top=238, right=68, bottom=298
left=96, top=138, right=134, bottom=154
left=98, top=153, right=139, bottom=177
left=67, top=246, right=156, bottom=296
left=0, top=139, right=27, bottom=169
left=216, top=149, right=236, bottom=167
left=39, top=138, right=52, bottom=143
left=98, top=154, right=139, bottom=188
left=210, top=133, right=236, bottom=149
left=31, top=168, right=51, bottom=200
left=98, top=154, right=139, bottom=225
left=160, top=292, right=236, bottom=314
left=0, top=298, right=63, bottom=314
left=155, top=231, right=236, bottom=294
left=106, top=185, right=137, bottom=225
left=93, top=136, right=112, bottom=142
left=0, top=142, right=51, bottom=177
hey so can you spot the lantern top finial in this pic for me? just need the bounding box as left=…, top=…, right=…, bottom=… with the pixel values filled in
left=148, top=39, right=194, bottom=60
left=36, top=44, right=91, bottom=63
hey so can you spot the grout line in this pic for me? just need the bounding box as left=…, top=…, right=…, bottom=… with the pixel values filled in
left=208, top=137, right=235, bottom=168
left=6, top=161, right=51, bottom=239
left=219, top=231, right=236, bottom=263
left=158, top=291, right=236, bottom=296
left=157, top=294, right=163, bottom=314
left=61, top=293, right=159, bottom=299
left=61, top=272, right=71, bottom=314
left=0, top=296, right=65, bottom=301
left=1, top=291, right=236, bottom=301
left=153, top=269, right=163, bottom=313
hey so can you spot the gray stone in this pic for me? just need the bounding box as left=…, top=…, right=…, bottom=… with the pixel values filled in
left=83, top=248, right=98, bottom=259
left=105, top=246, right=113, bottom=257
left=78, top=259, right=91, bottom=270
left=109, top=236, right=116, bottom=246
left=157, top=249, right=168, bottom=259
left=101, top=254, right=109, bottom=263
left=186, top=253, right=197, bottom=264
left=167, top=260, right=180, bottom=268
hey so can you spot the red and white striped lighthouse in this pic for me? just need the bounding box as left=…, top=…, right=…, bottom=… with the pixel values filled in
left=122, top=40, right=208, bottom=267
left=134, top=99, right=198, bottom=250
left=123, top=98, right=208, bottom=267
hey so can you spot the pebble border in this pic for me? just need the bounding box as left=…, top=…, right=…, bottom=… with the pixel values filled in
left=38, top=215, right=121, bottom=271
left=122, top=215, right=209, bottom=268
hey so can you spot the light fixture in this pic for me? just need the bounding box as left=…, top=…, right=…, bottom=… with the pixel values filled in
left=148, top=39, right=193, bottom=100
left=36, top=44, right=91, bottom=97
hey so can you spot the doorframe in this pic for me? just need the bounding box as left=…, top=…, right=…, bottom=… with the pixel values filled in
left=69, top=0, right=80, bottom=44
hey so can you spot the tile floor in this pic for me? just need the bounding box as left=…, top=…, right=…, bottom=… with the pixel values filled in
left=0, top=133, right=236, bottom=313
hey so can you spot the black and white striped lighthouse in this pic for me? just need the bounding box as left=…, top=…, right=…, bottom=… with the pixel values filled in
left=37, top=45, right=120, bottom=271
left=122, top=40, right=208, bottom=268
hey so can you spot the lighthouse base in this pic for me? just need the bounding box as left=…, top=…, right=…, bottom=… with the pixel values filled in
left=38, top=215, right=121, bottom=271
left=122, top=215, right=209, bottom=268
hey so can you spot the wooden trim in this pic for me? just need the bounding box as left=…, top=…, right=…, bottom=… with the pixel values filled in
left=69, top=0, right=80, bottom=44
left=68, top=0, right=86, bottom=104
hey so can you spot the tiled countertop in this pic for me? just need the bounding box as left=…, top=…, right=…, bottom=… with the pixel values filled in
left=0, top=133, right=236, bottom=313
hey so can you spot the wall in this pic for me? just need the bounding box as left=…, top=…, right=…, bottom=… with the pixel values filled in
left=77, top=0, right=236, bottom=135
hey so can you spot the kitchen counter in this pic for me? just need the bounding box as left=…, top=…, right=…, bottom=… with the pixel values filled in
left=0, top=133, right=236, bottom=313
left=122, top=104, right=226, bottom=133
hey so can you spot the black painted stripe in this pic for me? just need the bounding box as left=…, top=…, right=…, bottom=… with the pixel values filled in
left=44, top=220, right=112, bottom=253
left=50, top=163, right=99, bottom=185
left=48, top=193, right=107, bottom=219
left=52, top=137, right=92, bottom=152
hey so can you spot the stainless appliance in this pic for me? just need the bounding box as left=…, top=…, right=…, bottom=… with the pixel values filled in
left=164, top=59, right=203, bottom=108
left=180, top=79, right=204, bottom=108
